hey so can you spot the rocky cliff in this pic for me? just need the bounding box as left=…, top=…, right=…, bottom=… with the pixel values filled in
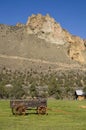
left=26, top=14, right=65, bottom=45
left=26, top=14, right=86, bottom=63
left=0, top=14, right=86, bottom=71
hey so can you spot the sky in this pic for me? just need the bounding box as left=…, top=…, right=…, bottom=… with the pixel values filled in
left=0, top=0, right=86, bottom=39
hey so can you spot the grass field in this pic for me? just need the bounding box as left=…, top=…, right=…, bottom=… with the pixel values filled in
left=0, top=99, right=86, bottom=130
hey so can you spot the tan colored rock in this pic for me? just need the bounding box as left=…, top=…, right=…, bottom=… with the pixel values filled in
left=62, top=29, right=85, bottom=63
left=62, top=29, right=73, bottom=43
left=68, top=36, right=85, bottom=63
left=16, top=23, right=25, bottom=27
left=84, top=39, right=86, bottom=47
left=26, top=14, right=85, bottom=63
left=68, top=45, right=84, bottom=63
left=26, top=14, right=65, bottom=44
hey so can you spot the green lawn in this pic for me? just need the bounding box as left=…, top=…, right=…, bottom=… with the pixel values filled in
left=0, top=99, right=86, bottom=130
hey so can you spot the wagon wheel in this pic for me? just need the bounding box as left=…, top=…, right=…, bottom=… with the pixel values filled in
left=13, top=103, right=26, bottom=115
left=37, top=106, right=47, bottom=115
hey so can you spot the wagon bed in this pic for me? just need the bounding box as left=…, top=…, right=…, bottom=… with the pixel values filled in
left=10, top=98, right=47, bottom=115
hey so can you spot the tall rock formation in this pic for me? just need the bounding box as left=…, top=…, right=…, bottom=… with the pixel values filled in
left=0, top=13, right=86, bottom=72
left=63, top=29, right=85, bottom=63
left=26, top=14, right=65, bottom=45
left=26, top=14, right=85, bottom=63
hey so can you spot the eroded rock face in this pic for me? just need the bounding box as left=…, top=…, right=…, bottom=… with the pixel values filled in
left=26, top=14, right=86, bottom=63
left=63, top=29, right=85, bottom=63
left=26, top=14, right=65, bottom=44
left=68, top=36, right=85, bottom=63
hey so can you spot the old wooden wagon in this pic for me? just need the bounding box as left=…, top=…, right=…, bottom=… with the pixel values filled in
left=10, top=98, right=47, bottom=115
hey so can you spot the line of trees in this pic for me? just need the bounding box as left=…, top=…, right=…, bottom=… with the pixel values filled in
left=0, top=67, right=86, bottom=99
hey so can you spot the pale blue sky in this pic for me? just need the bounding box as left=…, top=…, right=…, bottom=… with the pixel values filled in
left=0, top=0, right=86, bottom=39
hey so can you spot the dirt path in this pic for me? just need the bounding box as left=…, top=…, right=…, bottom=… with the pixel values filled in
left=0, top=54, right=64, bottom=65
left=0, top=54, right=81, bottom=69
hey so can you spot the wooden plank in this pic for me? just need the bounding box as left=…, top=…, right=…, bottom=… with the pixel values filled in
left=10, top=98, right=47, bottom=109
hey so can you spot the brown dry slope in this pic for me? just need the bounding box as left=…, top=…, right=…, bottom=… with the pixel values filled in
left=0, top=14, right=86, bottom=71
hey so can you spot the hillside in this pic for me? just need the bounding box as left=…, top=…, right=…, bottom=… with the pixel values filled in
left=0, top=14, right=86, bottom=72
left=0, top=14, right=86, bottom=99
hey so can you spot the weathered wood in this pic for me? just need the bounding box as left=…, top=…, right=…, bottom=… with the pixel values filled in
left=11, top=102, right=27, bottom=115
left=37, top=105, right=47, bottom=115
left=10, top=98, right=47, bottom=115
